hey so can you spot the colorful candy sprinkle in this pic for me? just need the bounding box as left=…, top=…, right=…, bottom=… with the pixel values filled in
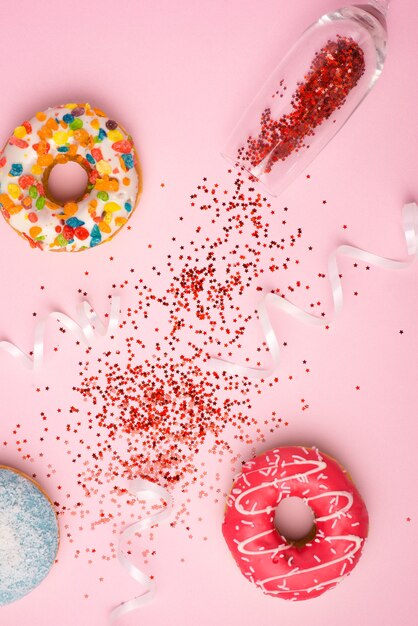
left=9, top=163, right=23, bottom=176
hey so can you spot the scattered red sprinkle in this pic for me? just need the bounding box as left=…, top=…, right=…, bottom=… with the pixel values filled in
left=236, top=36, right=365, bottom=174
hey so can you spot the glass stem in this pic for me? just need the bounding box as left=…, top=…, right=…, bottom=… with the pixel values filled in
left=368, top=0, right=391, bottom=14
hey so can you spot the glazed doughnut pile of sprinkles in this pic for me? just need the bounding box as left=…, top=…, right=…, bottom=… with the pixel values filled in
left=0, top=103, right=141, bottom=251
left=222, top=446, right=369, bottom=600
left=1, top=169, right=371, bottom=577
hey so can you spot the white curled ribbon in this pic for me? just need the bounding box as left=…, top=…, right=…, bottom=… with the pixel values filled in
left=0, top=295, right=120, bottom=369
left=209, top=202, right=418, bottom=378
left=111, top=478, right=173, bottom=621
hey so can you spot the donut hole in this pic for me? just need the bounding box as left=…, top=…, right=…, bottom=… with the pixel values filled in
left=46, top=160, right=89, bottom=205
left=274, top=496, right=316, bottom=546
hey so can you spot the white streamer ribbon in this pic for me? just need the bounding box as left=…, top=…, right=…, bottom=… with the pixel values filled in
left=0, top=295, right=120, bottom=369
left=210, top=202, right=418, bottom=378
left=111, top=478, right=173, bottom=621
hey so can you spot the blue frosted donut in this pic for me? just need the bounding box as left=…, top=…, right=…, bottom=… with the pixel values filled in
left=0, top=466, right=59, bottom=605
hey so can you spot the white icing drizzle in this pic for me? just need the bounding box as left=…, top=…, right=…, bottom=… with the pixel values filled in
left=258, top=536, right=362, bottom=589
left=234, top=459, right=327, bottom=515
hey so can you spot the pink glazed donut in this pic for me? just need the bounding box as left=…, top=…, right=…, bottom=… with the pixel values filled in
left=223, top=446, right=369, bottom=600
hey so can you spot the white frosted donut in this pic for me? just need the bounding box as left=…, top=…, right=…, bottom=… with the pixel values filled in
left=0, top=103, right=141, bottom=251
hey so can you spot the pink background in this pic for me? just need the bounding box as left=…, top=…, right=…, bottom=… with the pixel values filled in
left=1, top=0, right=418, bottom=625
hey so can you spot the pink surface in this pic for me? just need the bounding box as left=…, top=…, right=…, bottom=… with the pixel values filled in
left=0, top=1, right=417, bottom=625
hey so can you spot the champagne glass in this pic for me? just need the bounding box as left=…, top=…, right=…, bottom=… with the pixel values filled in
left=222, top=1, right=390, bottom=196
